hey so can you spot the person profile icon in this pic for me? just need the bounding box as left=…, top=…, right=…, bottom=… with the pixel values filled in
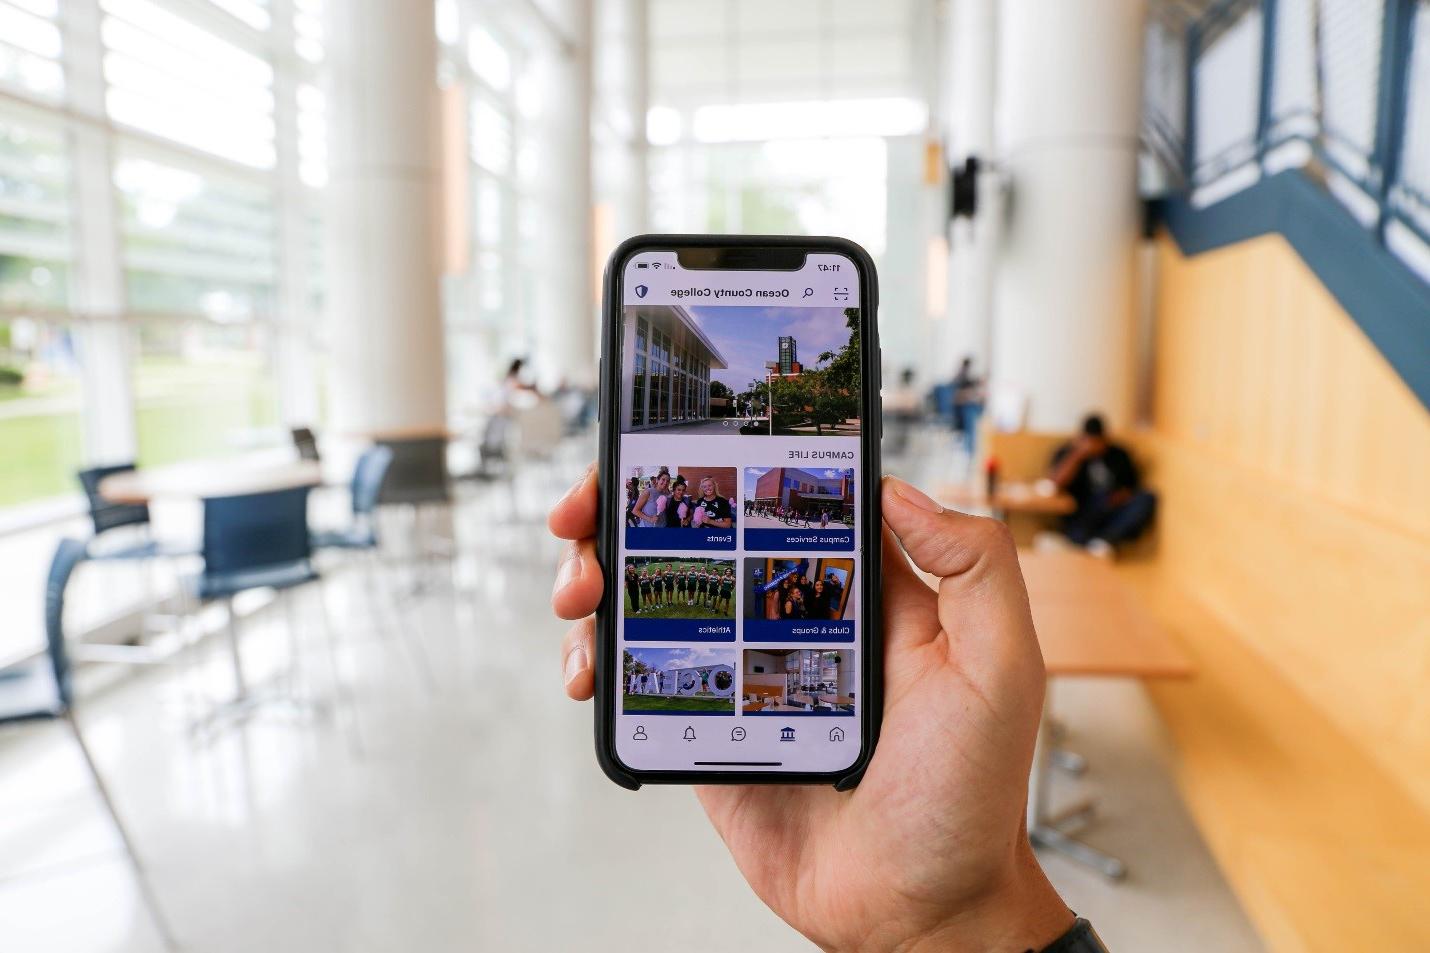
left=683, top=726, right=697, bottom=741
left=632, top=725, right=648, bottom=741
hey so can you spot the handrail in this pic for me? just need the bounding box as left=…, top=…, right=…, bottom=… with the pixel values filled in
left=1148, top=0, right=1430, bottom=258
left=1145, top=0, right=1430, bottom=410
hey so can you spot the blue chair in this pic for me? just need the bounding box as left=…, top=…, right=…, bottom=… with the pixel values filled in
left=77, top=464, right=162, bottom=560
left=197, top=486, right=319, bottom=700
left=0, top=539, right=177, bottom=950
left=312, top=445, right=394, bottom=551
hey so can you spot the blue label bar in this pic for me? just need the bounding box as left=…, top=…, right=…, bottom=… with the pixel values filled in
left=742, top=619, right=855, bottom=643
left=626, top=527, right=736, bottom=551
left=621, top=709, right=735, bottom=717
left=744, top=528, right=853, bottom=551
left=625, top=618, right=737, bottom=642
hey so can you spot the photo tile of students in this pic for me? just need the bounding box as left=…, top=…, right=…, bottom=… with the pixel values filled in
left=623, top=556, right=736, bottom=642
left=620, top=304, right=862, bottom=437
left=623, top=647, right=737, bottom=716
left=624, top=465, right=737, bottom=551
left=741, top=648, right=855, bottom=717
left=742, top=466, right=854, bottom=551
left=743, top=557, right=855, bottom=643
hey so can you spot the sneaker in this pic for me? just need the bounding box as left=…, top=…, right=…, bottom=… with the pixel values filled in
left=1085, top=538, right=1115, bottom=560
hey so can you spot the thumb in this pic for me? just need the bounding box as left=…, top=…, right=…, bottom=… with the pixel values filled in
left=880, top=477, right=1043, bottom=684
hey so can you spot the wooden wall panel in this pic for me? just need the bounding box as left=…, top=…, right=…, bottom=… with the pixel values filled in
left=1141, top=233, right=1430, bottom=949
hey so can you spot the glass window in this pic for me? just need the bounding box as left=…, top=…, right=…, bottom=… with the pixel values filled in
left=0, top=0, right=65, bottom=100
left=632, top=353, right=646, bottom=426
left=0, top=316, right=83, bottom=506
left=0, top=104, right=71, bottom=311
left=636, top=316, right=648, bottom=353
left=467, top=25, right=511, bottom=91
left=101, top=0, right=277, bottom=169
left=114, top=143, right=277, bottom=319
left=470, top=95, right=512, bottom=176
left=134, top=318, right=279, bottom=466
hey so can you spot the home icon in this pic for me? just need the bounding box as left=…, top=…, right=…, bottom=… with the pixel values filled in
left=779, top=726, right=796, bottom=742
left=828, top=727, right=845, bottom=742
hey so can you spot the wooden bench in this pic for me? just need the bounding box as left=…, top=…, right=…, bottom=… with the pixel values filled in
left=1123, top=569, right=1430, bottom=950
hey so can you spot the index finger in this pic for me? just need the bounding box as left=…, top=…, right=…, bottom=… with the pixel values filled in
left=549, top=462, right=597, bottom=540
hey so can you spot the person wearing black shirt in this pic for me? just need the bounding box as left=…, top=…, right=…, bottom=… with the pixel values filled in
left=637, top=570, right=652, bottom=613
left=694, top=477, right=733, bottom=529
left=665, top=481, right=691, bottom=528
left=809, top=579, right=832, bottom=619
left=624, top=563, right=641, bottom=615
left=1049, top=414, right=1156, bottom=554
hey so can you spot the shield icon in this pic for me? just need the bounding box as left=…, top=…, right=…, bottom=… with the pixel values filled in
left=635, top=284, right=648, bottom=298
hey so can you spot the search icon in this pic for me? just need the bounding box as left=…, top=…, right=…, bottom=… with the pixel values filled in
left=802, top=287, right=814, bottom=298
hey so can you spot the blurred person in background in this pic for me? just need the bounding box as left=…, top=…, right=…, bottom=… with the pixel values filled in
left=1048, top=413, right=1156, bottom=557
left=951, top=355, right=984, bottom=458
left=884, top=366, right=922, bottom=454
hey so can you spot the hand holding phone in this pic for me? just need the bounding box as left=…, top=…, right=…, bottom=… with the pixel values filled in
left=550, top=475, right=1074, bottom=953
left=595, top=236, right=882, bottom=786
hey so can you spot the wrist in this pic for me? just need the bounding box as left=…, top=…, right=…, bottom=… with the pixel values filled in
left=888, top=846, right=1073, bottom=953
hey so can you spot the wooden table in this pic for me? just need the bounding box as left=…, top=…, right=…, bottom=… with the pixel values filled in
left=936, top=480, right=1076, bottom=518
left=1018, top=548, right=1193, bottom=879
left=98, top=454, right=324, bottom=504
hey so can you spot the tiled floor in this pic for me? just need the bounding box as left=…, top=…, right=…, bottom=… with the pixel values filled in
left=0, top=441, right=1265, bottom=952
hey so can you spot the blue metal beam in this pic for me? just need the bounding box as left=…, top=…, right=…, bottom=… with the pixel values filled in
left=1153, top=170, right=1430, bottom=410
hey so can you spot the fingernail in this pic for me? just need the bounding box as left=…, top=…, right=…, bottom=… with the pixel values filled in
left=553, top=548, right=582, bottom=595
left=889, top=477, right=944, bottom=514
left=563, top=645, right=589, bottom=685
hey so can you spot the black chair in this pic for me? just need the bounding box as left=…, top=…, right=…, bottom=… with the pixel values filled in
left=0, top=539, right=177, bottom=950
left=291, top=426, right=321, bottom=462
left=377, top=436, right=449, bottom=506
left=197, top=486, right=319, bottom=700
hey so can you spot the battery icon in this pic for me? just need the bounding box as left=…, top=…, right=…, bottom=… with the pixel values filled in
left=636, top=262, right=649, bottom=268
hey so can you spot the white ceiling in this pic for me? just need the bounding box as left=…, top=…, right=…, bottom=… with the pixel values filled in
left=648, top=0, right=932, bottom=108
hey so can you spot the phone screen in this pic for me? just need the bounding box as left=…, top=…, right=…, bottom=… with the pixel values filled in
left=612, top=248, right=865, bottom=775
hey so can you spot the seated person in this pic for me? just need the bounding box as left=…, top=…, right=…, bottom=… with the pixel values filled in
left=1048, top=413, right=1156, bottom=554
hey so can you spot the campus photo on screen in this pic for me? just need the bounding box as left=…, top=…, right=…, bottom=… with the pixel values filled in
left=622, top=647, right=737, bottom=715
left=624, top=464, right=737, bottom=551
left=743, top=466, right=854, bottom=551
left=741, top=649, right=855, bottom=716
left=620, top=304, right=861, bottom=436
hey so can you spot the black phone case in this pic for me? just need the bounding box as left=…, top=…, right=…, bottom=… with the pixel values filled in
left=594, top=233, right=883, bottom=789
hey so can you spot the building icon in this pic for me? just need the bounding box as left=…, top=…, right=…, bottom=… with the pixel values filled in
left=829, top=727, right=845, bottom=742
left=780, top=726, right=796, bottom=742
left=620, top=305, right=728, bottom=430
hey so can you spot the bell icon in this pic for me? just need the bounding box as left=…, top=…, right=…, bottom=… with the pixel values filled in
left=683, top=726, right=697, bottom=741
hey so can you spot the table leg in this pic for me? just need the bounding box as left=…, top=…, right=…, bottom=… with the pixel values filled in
left=1028, top=681, right=1127, bottom=881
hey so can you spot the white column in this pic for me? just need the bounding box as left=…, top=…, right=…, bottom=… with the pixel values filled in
left=943, top=0, right=999, bottom=379
left=271, top=0, right=320, bottom=428
left=528, top=0, right=595, bottom=390
left=62, top=0, right=137, bottom=465
left=324, top=0, right=446, bottom=434
left=991, top=0, right=1146, bottom=431
left=627, top=0, right=649, bottom=234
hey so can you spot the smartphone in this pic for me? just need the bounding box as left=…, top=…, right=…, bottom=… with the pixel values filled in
left=594, top=235, right=882, bottom=788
